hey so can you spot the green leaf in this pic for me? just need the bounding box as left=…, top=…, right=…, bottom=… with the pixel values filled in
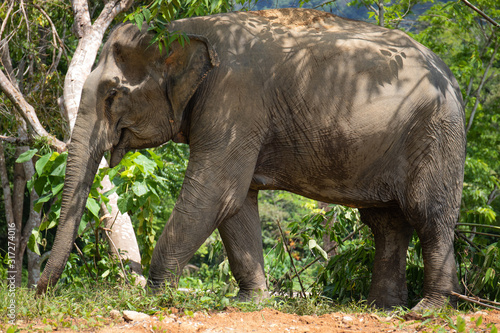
left=308, top=239, right=328, bottom=260
left=34, top=193, right=53, bottom=212
left=117, top=193, right=135, bottom=214
left=485, top=267, right=495, bottom=283
left=135, top=13, right=144, bottom=31
left=6, top=325, right=18, bottom=333
left=86, top=198, right=101, bottom=218
left=134, top=154, right=157, bottom=174
left=28, top=229, right=41, bottom=255
left=132, top=181, right=149, bottom=197
left=33, top=176, right=48, bottom=197
left=50, top=160, right=66, bottom=177
left=143, top=8, right=152, bottom=22
left=16, top=149, right=38, bottom=163
left=456, top=316, right=466, bottom=332
left=39, top=219, right=56, bottom=231
left=35, top=153, right=51, bottom=175
left=78, top=215, right=89, bottom=235
left=51, top=181, right=64, bottom=196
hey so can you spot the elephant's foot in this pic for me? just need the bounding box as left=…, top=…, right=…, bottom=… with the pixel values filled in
left=146, top=278, right=176, bottom=295
left=367, top=290, right=407, bottom=310
left=236, top=288, right=270, bottom=303
left=411, top=293, right=456, bottom=312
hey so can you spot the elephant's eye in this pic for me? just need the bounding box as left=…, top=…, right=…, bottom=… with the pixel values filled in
left=104, top=89, right=117, bottom=119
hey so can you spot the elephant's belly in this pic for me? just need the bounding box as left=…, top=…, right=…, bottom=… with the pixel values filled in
left=250, top=172, right=396, bottom=209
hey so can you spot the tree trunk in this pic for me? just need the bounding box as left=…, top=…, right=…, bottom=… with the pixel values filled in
left=13, top=146, right=28, bottom=287
left=378, top=0, right=385, bottom=27
left=21, top=153, right=43, bottom=288
left=0, top=143, right=17, bottom=282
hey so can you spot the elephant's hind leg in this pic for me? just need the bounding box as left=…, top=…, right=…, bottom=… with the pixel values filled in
left=218, top=189, right=268, bottom=302
left=360, top=207, right=414, bottom=309
left=402, top=194, right=460, bottom=310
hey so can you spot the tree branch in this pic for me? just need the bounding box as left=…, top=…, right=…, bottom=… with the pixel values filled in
left=71, top=0, right=92, bottom=39
left=0, top=135, right=32, bottom=145
left=461, top=0, right=500, bottom=28
left=94, top=0, right=133, bottom=32
left=0, top=69, right=66, bottom=151
left=487, top=185, right=499, bottom=205
left=0, top=0, right=15, bottom=41
left=451, top=291, right=500, bottom=310
left=31, top=4, right=69, bottom=74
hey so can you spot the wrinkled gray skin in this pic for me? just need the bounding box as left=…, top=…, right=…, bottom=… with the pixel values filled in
left=37, top=9, right=466, bottom=310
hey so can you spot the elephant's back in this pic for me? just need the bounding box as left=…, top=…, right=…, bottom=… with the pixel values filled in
left=169, top=9, right=454, bottom=88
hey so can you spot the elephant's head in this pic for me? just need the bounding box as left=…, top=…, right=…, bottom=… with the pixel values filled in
left=36, top=24, right=218, bottom=294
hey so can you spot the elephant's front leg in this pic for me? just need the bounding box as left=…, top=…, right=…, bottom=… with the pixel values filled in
left=147, top=143, right=260, bottom=290
left=147, top=203, right=216, bottom=289
left=218, top=189, right=268, bottom=301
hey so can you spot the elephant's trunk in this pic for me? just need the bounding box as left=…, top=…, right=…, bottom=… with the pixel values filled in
left=37, top=107, right=107, bottom=294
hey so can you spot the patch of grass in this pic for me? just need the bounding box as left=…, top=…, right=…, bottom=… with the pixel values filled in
left=1, top=280, right=498, bottom=333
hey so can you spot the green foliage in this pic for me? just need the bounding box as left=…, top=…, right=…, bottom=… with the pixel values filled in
left=25, top=150, right=109, bottom=257
left=348, top=0, right=435, bottom=28
left=106, top=150, right=165, bottom=271
left=123, top=0, right=258, bottom=52
left=107, top=142, right=189, bottom=272
left=24, top=150, right=67, bottom=256
left=0, top=0, right=74, bottom=139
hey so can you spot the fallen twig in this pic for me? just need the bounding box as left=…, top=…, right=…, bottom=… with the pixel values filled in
left=457, top=223, right=500, bottom=232
left=451, top=291, right=500, bottom=311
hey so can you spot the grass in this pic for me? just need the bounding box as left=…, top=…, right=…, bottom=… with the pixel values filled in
left=0, top=280, right=498, bottom=332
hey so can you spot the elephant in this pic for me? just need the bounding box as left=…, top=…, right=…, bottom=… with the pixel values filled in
left=36, top=8, right=466, bottom=310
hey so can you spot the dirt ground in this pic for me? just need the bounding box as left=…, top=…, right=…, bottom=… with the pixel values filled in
left=8, top=307, right=500, bottom=332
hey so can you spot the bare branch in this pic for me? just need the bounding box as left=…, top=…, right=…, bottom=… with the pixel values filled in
left=487, top=185, right=499, bottom=205
left=31, top=4, right=69, bottom=74
left=19, top=0, right=30, bottom=47
left=277, top=219, right=307, bottom=298
left=0, top=0, right=15, bottom=40
left=0, top=69, right=66, bottom=151
left=94, top=0, right=134, bottom=32
left=461, top=0, right=500, bottom=28
left=451, top=291, right=500, bottom=310
left=0, top=134, right=32, bottom=145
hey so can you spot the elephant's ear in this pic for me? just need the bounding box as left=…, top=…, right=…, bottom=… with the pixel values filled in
left=165, top=36, right=219, bottom=115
